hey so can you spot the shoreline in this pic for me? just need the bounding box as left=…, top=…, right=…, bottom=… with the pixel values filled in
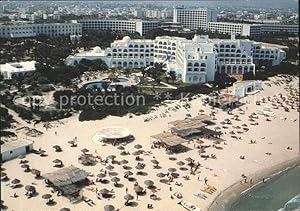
left=208, top=156, right=300, bottom=211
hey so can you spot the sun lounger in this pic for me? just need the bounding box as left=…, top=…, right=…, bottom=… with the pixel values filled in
left=193, top=192, right=207, bottom=200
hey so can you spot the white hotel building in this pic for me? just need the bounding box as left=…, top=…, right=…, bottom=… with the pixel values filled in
left=173, top=7, right=217, bottom=30
left=65, top=35, right=286, bottom=84
left=206, top=22, right=298, bottom=37
left=77, top=19, right=160, bottom=36
left=0, top=22, right=82, bottom=38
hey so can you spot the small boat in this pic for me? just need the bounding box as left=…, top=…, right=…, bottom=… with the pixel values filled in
left=178, top=200, right=201, bottom=211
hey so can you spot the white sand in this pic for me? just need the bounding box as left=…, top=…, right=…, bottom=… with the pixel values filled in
left=2, top=75, right=299, bottom=211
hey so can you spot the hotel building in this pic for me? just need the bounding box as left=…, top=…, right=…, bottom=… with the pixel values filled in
left=173, top=7, right=217, bottom=30
left=207, top=22, right=298, bottom=37
left=65, top=35, right=286, bottom=84
left=0, top=22, right=82, bottom=38
left=77, top=19, right=160, bottom=36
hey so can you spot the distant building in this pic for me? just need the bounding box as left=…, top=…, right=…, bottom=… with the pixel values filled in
left=173, top=6, right=217, bottom=30
left=208, top=22, right=251, bottom=36
left=233, top=80, right=262, bottom=97
left=65, top=35, right=286, bottom=84
left=0, top=140, right=33, bottom=162
left=0, top=61, right=36, bottom=80
left=207, top=22, right=298, bottom=36
left=77, top=19, right=160, bottom=35
left=249, top=24, right=299, bottom=36
left=0, top=22, right=82, bottom=38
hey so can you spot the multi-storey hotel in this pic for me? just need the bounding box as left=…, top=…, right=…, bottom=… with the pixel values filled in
left=77, top=19, right=160, bottom=36
left=205, top=22, right=298, bottom=37
left=173, top=7, right=217, bottom=30
left=0, top=22, right=82, bottom=38
left=65, top=35, right=286, bottom=84
left=208, top=22, right=251, bottom=36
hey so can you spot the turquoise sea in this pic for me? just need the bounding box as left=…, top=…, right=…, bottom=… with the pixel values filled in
left=231, top=166, right=300, bottom=211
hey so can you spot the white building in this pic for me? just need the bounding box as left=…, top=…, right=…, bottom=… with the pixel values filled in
left=249, top=24, right=299, bottom=36
left=0, top=61, right=36, bottom=80
left=207, top=22, right=298, bottom=37
left=233, top=80, right=262, bottom=97
left=173, top=6, right=217, bottom=30
left=0, top=22, right=82, bottom=38
left=77, top=19, right=160, bottom=35
left=213, top=35, right=286, bottom=74
left=208, top=22, right=251, bottom=36
left=65, top=35, right=286, bottom=84
left=0, top=140, right=33, bottom=162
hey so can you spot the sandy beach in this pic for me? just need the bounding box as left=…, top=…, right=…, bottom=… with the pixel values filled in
left=1, top=75, right=299, bottom=211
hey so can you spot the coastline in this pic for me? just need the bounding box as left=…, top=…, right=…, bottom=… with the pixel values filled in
left=208, top=156, right=300, bottom=211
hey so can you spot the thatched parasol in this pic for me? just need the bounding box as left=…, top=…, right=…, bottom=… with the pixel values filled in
left=25, top=185, right=36, bottom=192
left=59, top=208, right=71, bottom=211
left=144, top=180, right=154, bottom=187
left=176, top=161, right=185, bottom=166
left=156, top=173, right=165, bottom=178
left=134, top=144, right=142, bottom=149
left=100, top=188, right=110, bottom=195
left=168, top=168, right=177, bottom=173
left=104, top=205, right=115, bottom=211
left=42, top=194, right=52, bottom=200
left=106, top=165, right=114, bottom=170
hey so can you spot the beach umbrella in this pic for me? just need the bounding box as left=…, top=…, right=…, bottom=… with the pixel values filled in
left=168, top=168, right=177, bottom=173
left=117, top=146, right=125, bottom=150
left=97, top=173, right=106, bottom=178
left=156, top=173, right=165, bottom=178
left=42, top=194, right=52, bottom=200
left=144, top=180, right=154, bottom=187
left=59, top=208, right=71, bottom=211
left=106, top=165, right=114, bottom=171
left=25, top=185, right=36, bottom=193
left=169, top=157, right=177, bottom=161
left=123, top=165, right=131, bottom=170
left=124, top=193, right=134, bottom=201
left=176, top=161, right=185, bottom=166
left=52, top=159, right=62, bottom=164
left=185, top=157, right=193, bottom=162
left=11, top=178, right=20, bottom=184
left=133, top=185, right=143, bottom=193
left=107, top=155, right=116, bottom=161
left=235, top=126, right=241, bottom=129
left=151, top=160, right=159, bottom=165
left=159, top=179, right=169, bottom=184
left=135, top=164, right=144, bottom=170
left=229, top=131, right=235, bottom=135
left=81, top=148, right=89, bottom=154
left=199, top=109, right=205, bottom=113
left=68, top=140, right=75, bottom=144
left=171, top=173, right=180, bottom=178
left=242, top=124, right=248, bottom=127
left=21, top=164, right=29, bottom=169
left=111, top=177, right=120, bottom=184
left=179, top=167, right=188, bottom=171
left=124, top=171, right=133, bottom=177
left=120, top=159, right=128, bottom=164
left=100, top=188, right=110, bottom=195
left=53, top=145, right=60, bottom=149
left=104, top=205, right=115, bottom=211
left=31, top=169, right=41, bottom=176
left=134, top=144, right=142, bottom=149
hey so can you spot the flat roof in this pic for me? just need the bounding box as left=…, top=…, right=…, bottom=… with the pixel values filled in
left=151, top=132, right=188, bottom=147
left=1, top=140, right=33, bottom=153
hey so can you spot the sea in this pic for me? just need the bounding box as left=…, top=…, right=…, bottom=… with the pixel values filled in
left=231, top=165, right=300, bottom=211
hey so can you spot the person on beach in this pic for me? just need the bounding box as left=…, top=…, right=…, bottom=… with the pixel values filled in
left=204, top=177, right=208, bottom=185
